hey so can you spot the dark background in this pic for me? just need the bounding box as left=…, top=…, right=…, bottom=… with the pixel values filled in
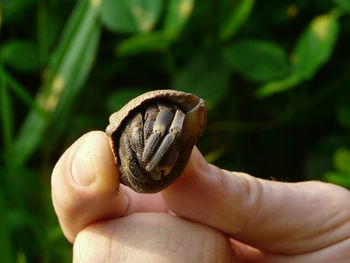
left=1, top=0, right=350, bottom=261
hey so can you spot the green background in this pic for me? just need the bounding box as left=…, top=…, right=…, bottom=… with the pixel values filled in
left=1, top=0, right=350, bottom=261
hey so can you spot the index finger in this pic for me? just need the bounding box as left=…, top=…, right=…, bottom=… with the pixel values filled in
left=162, top=147, right=350, bottom=254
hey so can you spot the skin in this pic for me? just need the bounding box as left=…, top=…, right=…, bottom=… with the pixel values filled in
left=51, top=131, right=350, bottom=263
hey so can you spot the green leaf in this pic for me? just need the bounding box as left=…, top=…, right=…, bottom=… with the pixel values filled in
left=2, top=40, right=40, bottom=72
left=2, top=0, right=35, bottom=23
left=51, top=21, right=101, bottom=123
left=324, top=171, right=350, bottom=188
left=0, top=67, right=43, bottom=115
left=336, top=105, right=350, bottom=130
left=45, top=3, right=102, bottom=145
left=100, top=0, right=138, bottom=33
left=333, top=0, right=350, bottom=13
left=12, top=111, right=46, bottom=167
left=106, top=88, right=149, bottom=112
left=256, top=74, right=301, bottom=98
left=174, top=53, right=230, bottom=109
left=204, top=147, right=228, bottom=164
left=0, top=186, right=15, bottom=263
left=117, top=32, right=171, bottom=56
left=164, top=0, right=195, bottom=38
left=100, top=0, right=163, bottom=33
left=219, top=0, right=255, bottom=41
left=0, top=78, right=14, bottom=152
left=334, top=148, right=350, bottom=174
left=49, top=0, right=90, bottom=71
left=292, top=14, right=339, bottom=80
left=256, top=13, right=340, bottom=98
left=222, top=39, right=289, bottom=82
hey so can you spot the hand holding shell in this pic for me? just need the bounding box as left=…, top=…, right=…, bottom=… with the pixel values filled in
left=106, top=90, right=207, bottom=193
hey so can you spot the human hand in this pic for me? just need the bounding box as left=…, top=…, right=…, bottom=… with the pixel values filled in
left=51, top=131, right=350, bottom=262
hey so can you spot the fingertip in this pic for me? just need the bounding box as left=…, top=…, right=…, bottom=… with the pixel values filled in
left=51, top=131, right=128, bottom=242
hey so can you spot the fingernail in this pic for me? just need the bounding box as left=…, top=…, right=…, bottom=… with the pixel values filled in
left=71, top=143, right=96, bottom=186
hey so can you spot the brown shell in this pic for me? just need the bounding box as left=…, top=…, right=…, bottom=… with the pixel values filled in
left=106, top=89, right=207, bottom=193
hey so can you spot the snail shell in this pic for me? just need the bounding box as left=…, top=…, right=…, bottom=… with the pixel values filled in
left=106, top=90, right=207, bottom=193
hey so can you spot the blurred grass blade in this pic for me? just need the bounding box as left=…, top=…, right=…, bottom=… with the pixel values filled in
left=11, top=0, right=101, bottom=166
left=163, top=0, right=195, bottom=38
left=7, top=207, right=50, bottom=262
left=222, top=39, right=289, bottom=83
left=0, top=186, right=15, bottom=263
left=116, top=32, right=171, bottom=56
left=101, top=0, right=163, bottom=33
left=292, top=14, right=339, bottom=80
left=11, top=111, right=46, bottom=167
left=49, top=0, right=89, bottom=72
left=0, top=69, right=14, bottom=153
left=0, top=67, right=43, bottom=115
left=219, top=0, right=255, bottom=41
left=51, top=22, right=101, bottom=128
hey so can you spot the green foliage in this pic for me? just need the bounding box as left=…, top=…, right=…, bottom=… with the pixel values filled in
left=100, top=0, right=163, bottom=33
left=164, top=0, right=195, bottom=38
left=106, top=88, right=148, bottom=111
left=0, top=83, right=14, bottom=152
left=333, top=0, right=350, bottom=13
left=324, top=148, right=350, bottom=188
left=1, top=0, right=350, bottom=261
left=334, top=148, right=350, bottom=174
left=222, top=39, right=289, bottom=82
left=219, top=0, right=255, bottom=41
left=2, top=41, right=41, bottom=72
left=292, top=14, right=339, bottom=80
left=0, top=186, right=14, bottom=263
left=11, top=0, right=101, bottom=167
left=336, top=105, right=350, bottom=130
left=174, top=53, right=230, bottom=109
left=117, top=32, right=172, bottom=56
left=257, top=13, right=340, bottom=98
